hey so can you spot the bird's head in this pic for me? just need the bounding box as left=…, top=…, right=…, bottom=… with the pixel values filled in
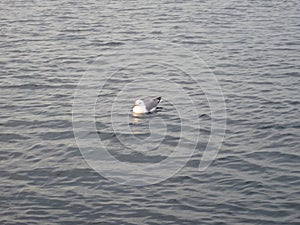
left=134, top=99, right=144, bottom=106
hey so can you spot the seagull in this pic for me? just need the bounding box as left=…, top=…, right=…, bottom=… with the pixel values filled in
left=132, top=97, right=162, bottom=114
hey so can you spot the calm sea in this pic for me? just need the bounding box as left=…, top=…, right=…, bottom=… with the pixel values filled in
left=1, top=0, right=299, bottom=224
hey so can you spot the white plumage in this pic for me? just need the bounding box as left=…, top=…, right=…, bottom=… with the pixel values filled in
left=132, top=97, right=161, bottom=114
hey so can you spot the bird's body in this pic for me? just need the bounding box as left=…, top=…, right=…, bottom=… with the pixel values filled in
left=132, top=97, right=161, bottom=114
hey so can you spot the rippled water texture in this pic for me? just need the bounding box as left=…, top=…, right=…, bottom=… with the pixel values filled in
left=1, top=0, right=300, bottom=224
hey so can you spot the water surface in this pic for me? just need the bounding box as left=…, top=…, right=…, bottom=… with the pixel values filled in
left=1, top=0, right=299, bottom=224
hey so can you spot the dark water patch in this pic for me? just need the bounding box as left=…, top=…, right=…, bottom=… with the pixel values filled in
left=111, top=151, right=167, bottom=164
left=0, top=133, right=30, bottom=142
left=39, top=131, right=74, bottom=141
left=91, top=41, right=125, bottom=47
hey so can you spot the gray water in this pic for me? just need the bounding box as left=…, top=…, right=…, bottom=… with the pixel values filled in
left=1, top=0, right=300, bottom=224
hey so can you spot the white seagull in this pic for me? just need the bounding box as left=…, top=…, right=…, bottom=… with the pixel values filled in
left=132, top=97, right=162, bottom=114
